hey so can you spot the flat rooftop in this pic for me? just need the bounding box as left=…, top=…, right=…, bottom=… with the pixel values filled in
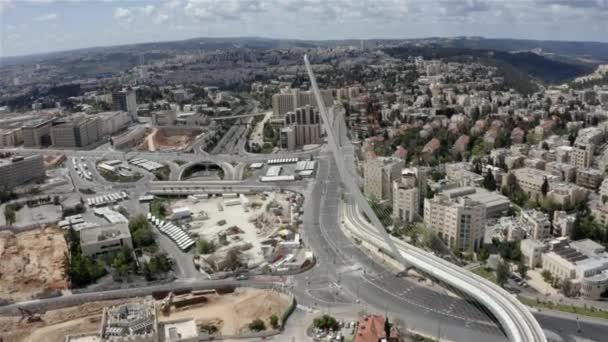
left=80, top=223, right=130, bottom=245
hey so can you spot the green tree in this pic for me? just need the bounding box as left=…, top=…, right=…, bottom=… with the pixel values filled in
left=541, top=177, right=549, bottom=197
left=483, top=171, right=497, bottom=191
left=561, top=278, right=576, bottom=297
left=313, top=315, right=339, bottom=331
left=198, top=239, right=217, bottom=255
left=269, top=314, right=279, bottom=329
left=4, top=205, right=16, bottom=225
left=496, top=261, right=509, bottom=287
left=249, top=318, right=266, bottom=332
left=541, top=270, right=553, bottom=283
left=518, top=261, right=528, bottom=279
left=384, top=315, right=391, bottom=338
left=478, top=248, right=490, bottom=264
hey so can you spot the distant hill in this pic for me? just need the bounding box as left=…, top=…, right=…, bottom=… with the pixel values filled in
left=384, top=45, right=596, bottom=93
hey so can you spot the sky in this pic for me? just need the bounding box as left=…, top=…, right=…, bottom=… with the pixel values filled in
left=1, top=0, right=608, bottom=57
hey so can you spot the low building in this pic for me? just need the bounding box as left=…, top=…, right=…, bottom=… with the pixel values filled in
left=553, top=211, right=576, bottom=237
left=440, top=186, right=510, bottom=218
left=98, top=111, right=130, bottom=135
left=508, top=167, right=556, bottom=200
left=51, top=117, right=102, bottom=148
left=445, top=162, right=484, bottom=187
left=152, top=110, right=177, bottom=126
left=576, top=168, right=603, bottom=190
left=521, top=209, right=551, bottom=240
left=22, top=118, right=54, bottom=147
left=101, top=300, right=158, bottom=341
left=80, top=223, right=133, bottom=257
left=521, top=238, right=548, bottom=268
left=0, top=128, right=22, bottom=147
left=354, top=314, right=397, bottom=342
left=0, top=155, right=45, bottom=190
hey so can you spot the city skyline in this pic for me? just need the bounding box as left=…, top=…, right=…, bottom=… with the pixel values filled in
left=1, top=0, right=608, bottom=57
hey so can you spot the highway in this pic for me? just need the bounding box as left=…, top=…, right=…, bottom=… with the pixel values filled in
left=304, top=54, right=546, bottom=342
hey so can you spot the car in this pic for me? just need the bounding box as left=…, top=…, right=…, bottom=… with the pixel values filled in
left=236, top=274, right=249, bottom=281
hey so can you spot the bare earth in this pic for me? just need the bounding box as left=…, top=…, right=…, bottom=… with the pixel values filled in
left=0, top=226, right=68, bottom=302
left=0, top=289, right=289, bottom=341
left=160, top=288, right=290, bottom=335
left=0, top=299, right=136, bottom=342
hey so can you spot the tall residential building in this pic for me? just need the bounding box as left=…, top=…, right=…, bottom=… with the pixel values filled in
left=392, top=169, right=421, bottom=223
left=112, top=89, right=137, bottom=121
left=508, top=167, right=556, bottom=200
left=521, top=209, right=552, bottom=240
left=0, top=128, right=22, bottom=147
left=0, top=155, right=45, bottom=190
left=272, top=88, right=333, bottom=118
left=424, top=195, right=486, bottom=251
left=570, top=142, right=594, bottom=169
left=364, top=157, right=404, bottom=202
left=51, top=117, right=102, bottom=148
left=21, top=118, right=54, bottom=147
left=279, top=105, right=322, bottom=150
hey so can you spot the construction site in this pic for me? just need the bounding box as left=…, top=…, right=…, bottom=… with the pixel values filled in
left=167, top=191, right=312, bottom=274
left=136, top=127, right=203, bottom=152
left=0, top=288, right=292, bottom=342
left=0, top=226, right=68, bottom=302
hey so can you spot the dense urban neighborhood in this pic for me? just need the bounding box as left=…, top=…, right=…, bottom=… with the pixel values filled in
left=2, top=12, right=608, bottom=342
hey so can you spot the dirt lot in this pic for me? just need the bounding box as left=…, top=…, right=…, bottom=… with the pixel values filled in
left=159, top=288, right=290, bottom=335
left=0, top=226, right=68, bottom=302
left=138, top=127, right=202, bottom=151
left=0, top=298, right=138, bottom=342
left=0, top=289, right=289, bottom=341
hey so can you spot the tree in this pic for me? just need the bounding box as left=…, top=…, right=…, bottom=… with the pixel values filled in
left=384, top=315, right=391, bottom=339
left=541, top=177, right=549, bottom=197
left=4, top=206, right=16, bottom=226
left=483, top=170, right=497, bottom=191
left=270, top=314, right=279, bottom=329
left=496, top=261, right=509, bottom=287
left=561, top=278, right=576, bottom=297
left=478, top=248, right=490, bottom=264
left=518, top=261, right=528, bottom=279
left=249, top=318, right=266, bottom=332
left=541, top=270, right=553, bottom=283
left=222, top=248, right=243, bottom=271
left=198, top=239, right=217, bottom=254
left=313, top=315, right=339, bottom=331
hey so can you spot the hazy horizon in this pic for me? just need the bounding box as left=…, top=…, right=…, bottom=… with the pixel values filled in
left=2, top=0, right=608, bottom=58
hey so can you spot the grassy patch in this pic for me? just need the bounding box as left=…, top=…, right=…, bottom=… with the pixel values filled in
left=518, top=296, right=608, bottom=320
left=152, top=166, right=170, bottom=181
left=150, top=198, right=168, bottom=219
left=471, top=266, right=497, bottom=284
left=260, top=142, right=275, bottom=154
left=242, top=166, right=253, bottom=179
left=99, top=169, right=143, bottom=183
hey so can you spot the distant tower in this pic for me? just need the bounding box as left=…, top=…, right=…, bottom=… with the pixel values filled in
left=360, top=39, right=366, bottom=50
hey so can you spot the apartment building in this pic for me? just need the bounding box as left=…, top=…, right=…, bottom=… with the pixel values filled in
left=392, top=169, right=421, bottom=223
left=112, top=88, right=137, bottom=121
left=508, top=167, right=556, bottom=200
left=272, top=88, right=333, bottom=118
left=98, top=111, right=130, bottom=135
left=51, top=117, right=102, bottom=148
left=521, top=209, right=552, bottom=240
left=0, top=155, right=45, bottom=190
left=576, top=168, right=603, bottom=190
left=279, top=105, right=322, bottom=150
left=423, top=195, right=486, bottom=251
left=0, top=128, right=22, bottom=147
left=21, top=118, right=54, bottom=147
left=364, top=157, right=404, bottom=203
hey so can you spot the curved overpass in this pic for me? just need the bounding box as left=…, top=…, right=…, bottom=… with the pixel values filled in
left=304, top=54, right=545, bottom=342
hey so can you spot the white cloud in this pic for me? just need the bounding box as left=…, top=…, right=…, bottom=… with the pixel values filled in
left=0, top=0, right=14, bottom=13
left=34, top=12, right=58, bottom=21
left=154, top=13, right=169, bottom=24
left=165, top=0, right=181, bottom=9
left=185, top=0, right=267, bottom=21
left=140, top=5, right=156, bottom=16
left=113, top=7, right=133, bottom=23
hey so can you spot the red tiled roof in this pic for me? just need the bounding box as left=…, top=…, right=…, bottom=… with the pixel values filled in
left=354, top=315, right=386, bottom=342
